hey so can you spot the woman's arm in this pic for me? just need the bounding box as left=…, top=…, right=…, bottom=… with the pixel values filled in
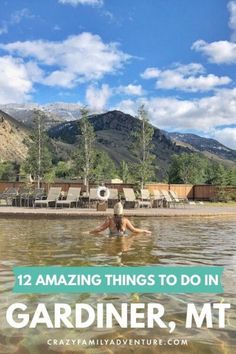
left=125, top=219, right=151, bottom=234
left=89, top=218, right=110, bottom=234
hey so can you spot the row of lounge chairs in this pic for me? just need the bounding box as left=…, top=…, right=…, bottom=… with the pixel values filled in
left=0, top=187, right=45, bottom=206
left=124, top=188, right=188, bottom=208
left=34, top=187, right=119, bottom=208
left=0, top=186, right=188, bottom=208
left=34, top=187, right=81, bottom=208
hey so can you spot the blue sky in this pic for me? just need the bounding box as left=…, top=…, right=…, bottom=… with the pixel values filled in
left=0, top=0, right=236, bottom=148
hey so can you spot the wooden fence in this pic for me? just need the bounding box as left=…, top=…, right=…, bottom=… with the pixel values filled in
left=0, top=181, right=235, bottom=201
left=146, top=183, right=236, bottom=200
left=193, top=185, right=236, bottom=201
left=145, top=183, right=193, bottom=199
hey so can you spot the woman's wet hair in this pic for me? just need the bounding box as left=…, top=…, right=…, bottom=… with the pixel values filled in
left=114, top=214, right=123, bottom=231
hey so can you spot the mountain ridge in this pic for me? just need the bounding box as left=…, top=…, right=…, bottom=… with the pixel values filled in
left=0, top=110, right=30, bottom=162
left=0, top=108, right=235, bottom=180
left=165, top=131, right=236, bottom=165
left=1, top=102, right=235, bottom=155
left=48, top=110, right=192, bottom=179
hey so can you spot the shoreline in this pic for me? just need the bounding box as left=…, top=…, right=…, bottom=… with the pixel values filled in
left=0, top=205, right=236, bottom=219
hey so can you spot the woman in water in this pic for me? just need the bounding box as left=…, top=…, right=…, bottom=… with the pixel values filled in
left=89, top=202, right=151, bottom=235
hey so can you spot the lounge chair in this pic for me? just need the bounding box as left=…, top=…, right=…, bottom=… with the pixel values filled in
left=160, top=190, right=176, bottom=208
left=123, top=188, right=138, bottom=208
left=25, top=188, right=46, bottom=207
left=138, top=189, right=152, bottom=208
left=89, top=188, right=98, bottom=208
left=34, top=187, right=62, bottom=208
left=16, top=187, right=32, bottom=207
left=108, top=188, right=119, bottom=208
left=0, top=188, right=8, bottom=206
left=152, top=189, right=164, bottom=208
left=169, top=190, right=187, bottom=207
left=0, top=187, right=19, bottom=206
left=55, top=187, right=81, bottom=208
left=34, top=188, right=46, bottom=200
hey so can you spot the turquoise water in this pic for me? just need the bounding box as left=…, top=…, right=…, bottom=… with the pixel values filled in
left=0, top=217, right=236, bottom=353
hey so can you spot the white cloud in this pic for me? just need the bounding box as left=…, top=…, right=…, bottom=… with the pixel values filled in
left=141, top=63, right=231, bottom=92
left=114, top=99, right=138, bottom=116
left=0, top=56, right=33, bottom=103
left=44, top=71, right=77, bottom=88
left=0, top=8, right=33, bottom=36
left=141, top=67, right=161, bottom=79
left=213, top=127, right=236, bottom=149
left=228, top=1, right=236, bottom=30
left=102, top=10, right=115, bottom=22
left=10, top=8, right=34, bottom=24
left=118, top=84, right=144, bottom=96
left=24, top=61, right=44, bottom=83
left=114, top=88, right=236, bottom=149
left=192, top=39, right=236, bottom=64
left=228, top=1, right=236, bottom=40
left=0, top=33, right=130, bottom=88
left=86, top=84, right=111, bottom=112
left=191, top=1, right=236, bottom=63
left=58, top=0, right=103, bottom=7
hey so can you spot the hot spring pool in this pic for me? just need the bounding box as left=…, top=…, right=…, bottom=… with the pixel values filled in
left=0, top=217, right=235, bottom=353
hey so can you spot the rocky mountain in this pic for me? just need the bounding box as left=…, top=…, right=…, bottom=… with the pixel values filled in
left=0, top=110, right=30, bottom=162
left=1, top=106, right=235, bottom=179
left=44, top=103, right=82, bottom=121
left=3, top=102, right=235, bottom=165
left=0, top=103, right=78, bottom=127
left=165, top=132, right=236, bottom=165
left=49, top=110, right=189, bottom=179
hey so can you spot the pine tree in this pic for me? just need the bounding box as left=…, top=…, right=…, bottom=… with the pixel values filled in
left=73, top=107, right=96, bottom=194
left=131, top=105, right=156, bottom=188
left=23, top=109, right=52, bottom=187
left=92, top=151, right=117, bottom=182
left=168, top=153, right=207, bottom=184
left=118, top=160, right=131, bottom=183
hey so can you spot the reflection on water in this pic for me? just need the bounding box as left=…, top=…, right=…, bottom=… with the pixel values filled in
left=0, top=217, right=236, bottom=353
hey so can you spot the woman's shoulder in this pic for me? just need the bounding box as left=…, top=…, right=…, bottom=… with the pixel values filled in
left=122, top=217, right=129, bottom=223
